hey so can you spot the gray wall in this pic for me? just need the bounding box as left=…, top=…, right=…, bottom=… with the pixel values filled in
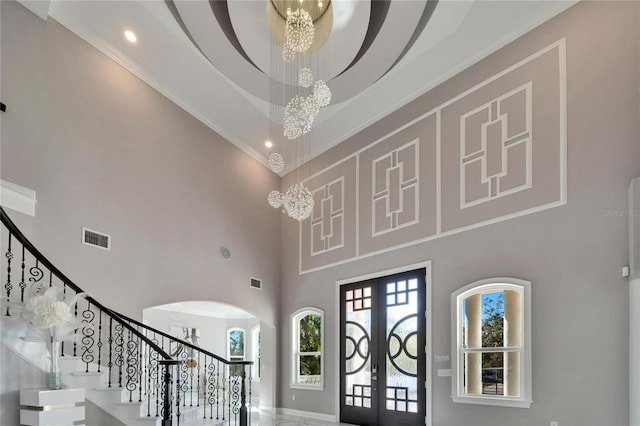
left=0, top=1, right=282, bottom=419
left=2, top=1, right=639, bottom=425
left=0, top=0, right=281, bottom=327
left=279, top=2, right=639, bottom=425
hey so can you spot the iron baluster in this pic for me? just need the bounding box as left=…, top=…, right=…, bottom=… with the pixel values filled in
left=189, top=354, right=194, bottom=407
left=108, top=317, right=114, bottom=388
left=175, top=358, right=182, bottom=423
left=177, top=346, right=189, bottom=408
left=5, top=232, right=12, bottom=316
left=229, top=366, right=240, bottom=422
left=138, top=332, right=143, bottom=403
left=126, top=329, right=139, bottom=402
left=97, top=311, right=103, bottom=373
left=196, top=351, right=201, bottom=408
left=248, top=366, right=252, bottom=426
left=19, top=245, right=26, bottom=302
left=81, top=299, right=96, bottom=372
left=151, top=351, right=161, bottom=417
left=28, top=259, right=44, bottom=295
left=240, top=367, right=248, bottom=426
left=62, top=283, right=66, bottom=356
left=209, top=361, right=215, bottom=420
left=146, top=339, right=157, bottom=417
left=114, top=322, right=124, bottom=388
left=218, top=360, right=222, bottom=420
left=223, top=364, right=228, bottom=422
left=145, top=341, right=150, bottom=416
left=159, top=361, right=172, bottom=426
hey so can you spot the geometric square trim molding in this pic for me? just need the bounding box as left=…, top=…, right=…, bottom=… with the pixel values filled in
left=441, top=40, right=566, bottom=232
left=300, top=156, right=358, bottom=273
left=299, top=39, right=566, bottom=274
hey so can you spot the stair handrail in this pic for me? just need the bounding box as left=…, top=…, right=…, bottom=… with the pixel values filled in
left=2, top=207, right=252, bottom=425
left=110, top=309, right=253, bottom=368
left=0, top=208, right=173, bottom=359
left=112, top=309, right=253, bottom=425
left=0, top=207, right=184, bottom=424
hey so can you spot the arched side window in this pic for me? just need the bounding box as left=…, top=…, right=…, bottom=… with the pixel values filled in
left=227, top=327, right=246, bottom=362
left=251, top=325, right=260, bottom=380
left=451, top=278, right=532, bottom=408
left=290, top=307, right=324, bottom=390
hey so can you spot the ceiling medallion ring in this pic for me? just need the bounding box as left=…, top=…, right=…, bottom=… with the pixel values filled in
left=266, top=0, right=333, bottom=55
left=270, top=0, right=332, bottom=23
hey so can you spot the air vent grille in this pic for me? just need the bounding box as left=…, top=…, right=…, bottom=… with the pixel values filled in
left=250, top=277, right=262, bottom=290
left=82, top=227, right=111, bottom=250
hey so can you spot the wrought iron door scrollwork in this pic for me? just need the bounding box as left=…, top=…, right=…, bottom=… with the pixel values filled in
left=345, top=320, right=371, bottom=375
left=386, top=313, right=418, bottom=377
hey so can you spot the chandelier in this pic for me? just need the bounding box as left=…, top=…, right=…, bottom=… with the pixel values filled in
left=266, top=1, right=333, bottom=221
left=268, top=152, right=285, bottom=174
left=269, top=183, right=315, bottom=221
left=282, top=68, right=331, bottom=140
left=282, top=8, right=315, bottom=62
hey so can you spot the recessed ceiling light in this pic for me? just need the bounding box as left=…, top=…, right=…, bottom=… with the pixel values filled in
left=124, top=30, right=137, bottom=43
left=265, top=140, right=273, bottom=148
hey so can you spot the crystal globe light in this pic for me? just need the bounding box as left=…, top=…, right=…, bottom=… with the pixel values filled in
left=283, top=183, right=314, bottom=221
left=283, top=8, right=315, bottom=57
left=268, top=152, right=285, bottom=174
left=313, top=80, right=332, bottom=107
left=284, top=95, right=315, bottom=139
left=268, top=190, right=283, bottom=208
left=298, top=68, right=314, bottom=88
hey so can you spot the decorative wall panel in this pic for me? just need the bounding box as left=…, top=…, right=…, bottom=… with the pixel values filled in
left=299, top=40, right=566, bottom=274
left=358, top=113, right=438, bottom=255
left=440, top=42, right=565, bottom=232
left=459, top=83, right=532, bottom=209
left=300, top=156, right=358, bottom=272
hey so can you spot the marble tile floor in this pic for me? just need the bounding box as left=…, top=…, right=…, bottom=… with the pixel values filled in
left=246, top=410, right=354, bottom=426
left=183, top=408, right=356, bottom=426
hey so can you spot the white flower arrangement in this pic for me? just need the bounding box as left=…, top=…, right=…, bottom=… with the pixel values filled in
left=25, top=287, right=87, bottom=341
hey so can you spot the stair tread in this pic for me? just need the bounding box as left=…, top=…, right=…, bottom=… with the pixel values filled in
left=93, top=386, right=124, bottom=392
left=70, top=371, right=103, bottom=376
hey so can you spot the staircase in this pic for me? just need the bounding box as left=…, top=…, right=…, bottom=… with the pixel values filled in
left=0, top=207, right=252, bottom=426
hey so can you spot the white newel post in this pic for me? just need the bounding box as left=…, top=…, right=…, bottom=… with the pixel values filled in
left=629, top=177, right=640, bottom=426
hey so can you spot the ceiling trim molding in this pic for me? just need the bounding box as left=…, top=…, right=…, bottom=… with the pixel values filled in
left=49, top=11, right=270, bottom=170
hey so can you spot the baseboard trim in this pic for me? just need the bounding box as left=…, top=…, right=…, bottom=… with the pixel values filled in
left=277, top=407, right=336, bottom=423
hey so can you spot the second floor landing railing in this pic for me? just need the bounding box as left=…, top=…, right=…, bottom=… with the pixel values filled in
left=1, top=207, right=252, bottom=425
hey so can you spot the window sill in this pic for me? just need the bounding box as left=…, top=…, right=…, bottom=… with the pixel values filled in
left=290, top=383, right=324, bottom=391
left=451, top=395, right=532, bottom=408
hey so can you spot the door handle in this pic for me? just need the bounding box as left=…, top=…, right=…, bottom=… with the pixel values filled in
left=371, top=375, right=377, bottom=381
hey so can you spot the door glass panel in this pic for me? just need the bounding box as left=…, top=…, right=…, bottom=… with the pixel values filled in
left=385, top=279, right=419, bottom=413
left=341, top=269, right=426, bottom=426
left=344, top=285, right=372, bottom=409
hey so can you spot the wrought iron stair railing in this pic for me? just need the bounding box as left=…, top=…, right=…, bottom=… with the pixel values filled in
left=110, top=309, right=252, bottom=425
left=1, top=207, right=251, bottom=426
